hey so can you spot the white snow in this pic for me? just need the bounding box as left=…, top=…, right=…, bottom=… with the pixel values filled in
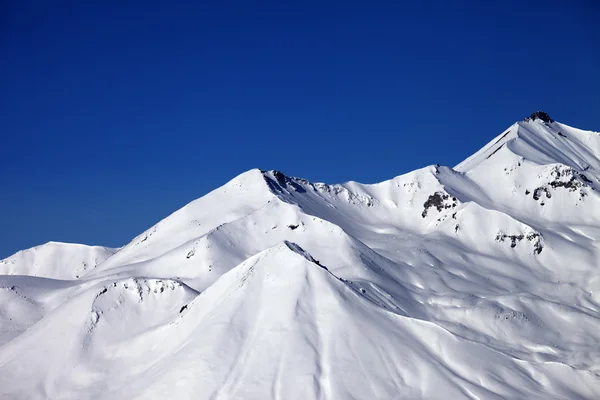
left=0, top=242, right=117, bottom=280
left=1, top=115, right=600, bottom=399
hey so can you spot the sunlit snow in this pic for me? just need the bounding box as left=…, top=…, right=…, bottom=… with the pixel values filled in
left=1, top=115, right=599, bottom=399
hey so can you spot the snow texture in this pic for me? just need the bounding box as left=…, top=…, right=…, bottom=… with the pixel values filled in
left=1, top=114, right=600, bottom=399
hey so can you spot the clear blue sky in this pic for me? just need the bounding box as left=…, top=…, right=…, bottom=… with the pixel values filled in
left=1, top=0, right=599, bottom=257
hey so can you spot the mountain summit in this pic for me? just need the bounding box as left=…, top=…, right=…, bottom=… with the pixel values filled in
left=1, top=115, right=600, bottom=399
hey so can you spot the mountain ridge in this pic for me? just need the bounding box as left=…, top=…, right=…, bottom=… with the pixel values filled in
left=1, top=113, right=600, bottom=399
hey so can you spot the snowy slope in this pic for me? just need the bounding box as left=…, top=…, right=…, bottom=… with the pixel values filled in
left=0, top=242, right=118, bottom=279
left=1, top=112, right=599, bottom=399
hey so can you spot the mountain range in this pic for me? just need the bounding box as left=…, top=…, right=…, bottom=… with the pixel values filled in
left=1, top=111, right=599, bottom=399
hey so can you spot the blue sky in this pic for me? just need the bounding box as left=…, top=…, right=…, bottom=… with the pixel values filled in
left=1, top=0, right=599, bottom=257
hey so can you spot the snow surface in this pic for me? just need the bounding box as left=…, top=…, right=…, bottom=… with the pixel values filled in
left=1, top=116, right=600, bottom=399
left=0, top=242, right=117, bottom=280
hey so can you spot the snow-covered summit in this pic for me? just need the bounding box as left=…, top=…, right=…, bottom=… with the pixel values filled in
left=456, top=112, right=600, bottom=173
left=1, top=114, right=600, bottom=399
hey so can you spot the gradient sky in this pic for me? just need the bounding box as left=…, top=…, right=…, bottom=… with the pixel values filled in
left=1, top=0, right=599, bottom=257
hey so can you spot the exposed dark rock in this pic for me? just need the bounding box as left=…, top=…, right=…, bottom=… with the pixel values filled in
left=314, top=259, right=328, bottom=270
left=179, top=305, right=188, bottom=313
left=526, top=232, right=543, bottom=254
left=496, top=233, right=524, bottom=248
left=287, top=224, right=299, bottom=230
left=422, top=191, right=457, bottom=218
left=579, top=174, right=592, bottom=184
left=550, top=179, right=578, bottom=190
left=533, top=187, right=551, bottom=200
left=263, top=170, right=307, bottom=194
left=496, top=231, right=543, bottom=254
left=524, top=111, right=554, bottom=124
left=263, top=170, right=375, bottom=209
left=94, top=287, right=108, bottom=300
left=528, top=166, right=591, bottom=203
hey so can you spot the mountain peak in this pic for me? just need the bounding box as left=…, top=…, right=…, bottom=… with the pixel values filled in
left=455, top=114, right=600, bottom=174
left=261, top=169, right=308, bottom=195
left=524, top=110, right=554, bottom=124
left=2, top=116, right=600, bottom=399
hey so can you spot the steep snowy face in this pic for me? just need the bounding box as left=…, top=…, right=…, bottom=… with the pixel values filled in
left=451, top=114, right=600, bottom=230
left=1, top=113, right=600, bottom=400
left=91, top=168, right=276, bottom=271
left=455, top=112, right=600, bottom=173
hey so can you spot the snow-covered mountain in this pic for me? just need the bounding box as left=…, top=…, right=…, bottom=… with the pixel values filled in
left=0, top=242, right=118, bottom=280
left=1, top=112, right=600, bottom=399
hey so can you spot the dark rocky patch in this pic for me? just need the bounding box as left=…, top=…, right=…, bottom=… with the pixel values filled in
left=93, top=287, right=109, bottom=301
left=287, top=224, right=299, bottom=230
left=550, top=179, right=578, bottom=191
left=533, top=187, right=551, bottom=200
left=273, top=170, right=306, bottom=193
left=263, top=176, right=283, bottom=194
left=179, top=305, right=188, bottom=313
left=579, top=174, right=592, bottom=184
left=527, top=166, right=591, bottom=202
left=526, top=232, right=543, bottom=254
left=263, top=170, right=307, bottom=194
left=524, top=111, right=554, bottom=124
left=557, top=131, right=567, bottom=138
left=422, top=192, right=457, bottom=218
left=496, top=233, right=524, bottom=248
left=314, top=259, right=328, bottom=270
left=496, top=231, right=543, bottom=254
